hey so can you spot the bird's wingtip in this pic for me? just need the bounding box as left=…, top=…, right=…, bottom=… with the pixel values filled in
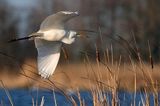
left=60, top=11, right=79, bottom=15
left=74, top=11, right=79, bottom=15
left=39, top=71, right=50, bottom=79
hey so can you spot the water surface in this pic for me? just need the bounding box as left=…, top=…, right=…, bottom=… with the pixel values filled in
left=0, top=89, right=158, bottom=106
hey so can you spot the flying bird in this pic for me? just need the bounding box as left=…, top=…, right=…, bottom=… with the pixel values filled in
left=7, top=11, right=97, bottom=79
left=11, top=11, right=79, bottom=78
left=30, top=11, right=79, bottom=78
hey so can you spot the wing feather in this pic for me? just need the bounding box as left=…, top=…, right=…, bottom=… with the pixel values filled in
left=35, top=39, right=62, bottom=78
left=40, top=11, right=78, bottom=30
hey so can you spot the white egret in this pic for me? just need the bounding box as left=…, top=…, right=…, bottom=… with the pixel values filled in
left=8, top=11, right=97, bottom=79
left=30, top=11, right=79, bottom=78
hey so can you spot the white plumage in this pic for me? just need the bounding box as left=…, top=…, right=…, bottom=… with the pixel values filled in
left=32, top=11, right=79, bottom=78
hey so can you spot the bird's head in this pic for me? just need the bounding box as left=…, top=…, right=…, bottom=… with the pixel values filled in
left=69, top=30, right=93, bottom=39
left=68, top=31, right=79, bottom=39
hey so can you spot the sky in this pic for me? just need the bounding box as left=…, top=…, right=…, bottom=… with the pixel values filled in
left=6, top=0, right=38, bottom=37
left=7, top=0, right=37, bottom=8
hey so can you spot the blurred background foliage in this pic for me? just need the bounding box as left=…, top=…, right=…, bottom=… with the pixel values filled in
left=0, top=0, right=160, bottom=68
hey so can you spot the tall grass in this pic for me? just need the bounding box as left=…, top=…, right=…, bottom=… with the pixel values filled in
left=0, top=32, right=159, bottom=106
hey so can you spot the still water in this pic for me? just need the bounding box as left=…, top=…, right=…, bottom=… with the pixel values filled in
left=0, top=89, right=159, bottom=106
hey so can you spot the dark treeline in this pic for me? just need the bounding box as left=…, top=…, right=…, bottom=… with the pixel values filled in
left=0, top=0, right=160, bottom=67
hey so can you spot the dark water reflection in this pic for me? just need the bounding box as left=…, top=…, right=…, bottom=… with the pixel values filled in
left=0, top=89, right=159, bottom=106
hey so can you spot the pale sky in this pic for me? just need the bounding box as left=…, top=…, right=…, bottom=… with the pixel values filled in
left=6, top=0, right=38, bottom=36
left=7, top=0, right=37, bottom=8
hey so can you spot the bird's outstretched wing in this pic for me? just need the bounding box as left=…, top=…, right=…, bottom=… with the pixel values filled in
left=35, top=39, right=62, bottom=78
left=40, top=11, right=79, bottom=30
